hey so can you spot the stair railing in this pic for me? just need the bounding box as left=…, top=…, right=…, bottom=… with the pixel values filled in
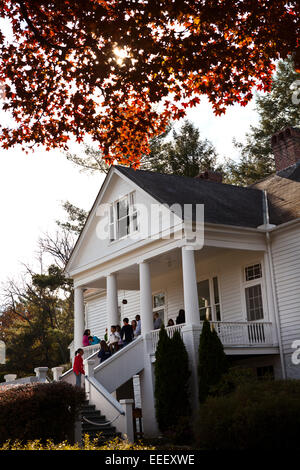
left=84, top=362, right=134, bottom=442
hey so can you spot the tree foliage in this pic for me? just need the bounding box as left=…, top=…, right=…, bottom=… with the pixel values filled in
left=198, top=320, right=228, bottom=404
left=0, top=1, right=298, bottom=165
left=141, top=120, right=222, bottom=177
left=0, top=201, right=86, bottom=376
left=154, top=326, right=190, bottom=432
left=1, top=264, right=73, bottom=375
left=226, top=57, right=300, bottom=185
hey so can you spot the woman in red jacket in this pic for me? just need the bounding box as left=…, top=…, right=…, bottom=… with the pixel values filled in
left=73, top=349, right=85, bottom=388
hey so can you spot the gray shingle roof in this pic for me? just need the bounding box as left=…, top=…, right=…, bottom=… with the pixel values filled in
left=116, top=166, right=264, bottom=228
left=252, top=161, right=300, bottom=225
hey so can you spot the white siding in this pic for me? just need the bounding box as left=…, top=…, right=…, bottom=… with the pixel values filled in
left=271, top=226, right=300, bottom=379
left=86, top=295, right=107, bottom=340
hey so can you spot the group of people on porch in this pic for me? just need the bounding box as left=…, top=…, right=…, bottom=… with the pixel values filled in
left=73, top=309, right=185, bottom=385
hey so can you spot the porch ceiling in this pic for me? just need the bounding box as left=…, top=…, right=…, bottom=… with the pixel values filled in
left=84, top=245, right=263, bottom=291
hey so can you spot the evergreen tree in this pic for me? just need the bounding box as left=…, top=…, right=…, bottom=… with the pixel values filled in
left=227, top=57, right=300, bottom=186
left=154, top=327, right=191, bottom=432
left=141, top=120, right=222, bottom=177
left=154, top=325, right=172, bottom=431
left=198, top=320, right=228, bottom=403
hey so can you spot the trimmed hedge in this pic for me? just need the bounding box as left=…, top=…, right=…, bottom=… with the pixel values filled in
left=0, top=381, right=85, bottom=444
left=195, top=379, right=300, bottom=450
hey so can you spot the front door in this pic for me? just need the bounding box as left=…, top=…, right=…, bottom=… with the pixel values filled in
left=197, top=279, right=212, bottom=321
left=197, top=277, right=221, bottom=322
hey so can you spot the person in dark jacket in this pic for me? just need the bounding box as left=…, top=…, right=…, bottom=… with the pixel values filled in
left=120, top=318, right=134, bottom=346
left=97, top=340, right=111, bottom=363
left=176, top=309, right=185, bottom=325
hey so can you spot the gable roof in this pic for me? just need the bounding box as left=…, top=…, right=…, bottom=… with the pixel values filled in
left=115, top=166, right=264, bottom=229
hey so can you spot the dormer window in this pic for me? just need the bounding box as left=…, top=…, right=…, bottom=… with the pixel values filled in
left=109, top=192, right=138, bottom=241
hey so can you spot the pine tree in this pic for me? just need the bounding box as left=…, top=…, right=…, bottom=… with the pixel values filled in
left=198, top=320, right=228, bottom=403
left=154, top=327, right=191, bottom=432
left=226, top=57, right=300, bottom=186
left=141, top=120, right=222, bottom=177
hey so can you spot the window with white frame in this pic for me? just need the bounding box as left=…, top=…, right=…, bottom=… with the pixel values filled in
left=244, top=263, right=264, bottom=321
left=109, top=192, right=138, bottom=241
left=153, top=292, right=165, bottom=323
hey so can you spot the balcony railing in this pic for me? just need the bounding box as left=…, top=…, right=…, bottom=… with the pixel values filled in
left=148, top=321, right=275, bottom=354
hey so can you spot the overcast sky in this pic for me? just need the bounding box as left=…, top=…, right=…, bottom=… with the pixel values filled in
left=0, top=96, right=259, bottom=298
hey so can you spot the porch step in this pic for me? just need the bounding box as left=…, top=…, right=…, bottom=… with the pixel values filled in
left=80, top=402, right=122, bottom=445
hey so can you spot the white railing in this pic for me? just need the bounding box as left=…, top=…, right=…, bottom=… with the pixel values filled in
left=211, top=321, right=274, bottom=347
left=82, top=344, right=100, bottom=360
left=148, top=321, right=275, bottom=353
left=149, top=323, right=185, bottom=353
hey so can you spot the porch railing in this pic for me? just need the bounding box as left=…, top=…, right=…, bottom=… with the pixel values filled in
left=148, top=321, right=275, bottom=354
left=82, top=344, right=100, bottom=360
left=149, top=323, right=185, bottom=353
left=210, top=321, right=274, bottom=347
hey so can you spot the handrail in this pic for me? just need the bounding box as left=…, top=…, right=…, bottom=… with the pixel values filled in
left=85, top=376, right=125, bottom=416
left=82, top=415, right=121, bottom=427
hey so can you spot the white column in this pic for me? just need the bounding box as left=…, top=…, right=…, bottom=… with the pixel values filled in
left=107, top=273, right=119, bottom=329
left=74, top=287, right=85, bottom=351
left=181, top=246, right=200, bottom=325
left=139, top=262, right=153, bottom=334
left=139, top=341, right=159, bottom=437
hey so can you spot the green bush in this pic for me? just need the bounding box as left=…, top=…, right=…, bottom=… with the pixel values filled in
left=209, top=367, right=257, bottom=397
left=0, top=382, right=85, bottom=445
left=198, top=320, right=228, bottom=403
left=154, top=327, right=191, bottom=434
left=195, top=380, right=300, bottom=450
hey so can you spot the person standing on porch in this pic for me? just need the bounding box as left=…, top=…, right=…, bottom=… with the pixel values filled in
left=73, top=349, right=85, bottom=388
left=120, top=318, right=134, bottom=346
left=176, top=309, right=185, bottom=325
left=109, top=325, right=120, bottom=353
left=153, top=312, right=162, bottom=330
left=82, top=329, right=90, bottom=347
left=135, top=315, right=141, bottom=336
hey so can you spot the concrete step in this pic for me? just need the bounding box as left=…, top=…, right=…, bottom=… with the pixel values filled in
left=80, top=400, right=121, bottom=444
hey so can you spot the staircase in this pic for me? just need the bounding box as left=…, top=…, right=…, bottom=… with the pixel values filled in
left=81, top=400, right=121, bottom=444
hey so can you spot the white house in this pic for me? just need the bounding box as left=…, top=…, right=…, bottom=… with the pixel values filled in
left=61, top=126, right=300, bottom=438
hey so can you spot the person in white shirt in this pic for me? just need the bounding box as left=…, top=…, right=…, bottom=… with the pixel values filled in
left=135, top=315, right=141, bottom=336
left=109, top=325, right=120, bottom=353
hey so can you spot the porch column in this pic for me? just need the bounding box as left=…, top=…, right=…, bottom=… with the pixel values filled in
left=107, top=273, right=119, bottom=328
left=181, top=246, right=200, bottom=325
left=74, top=287, right=85, bottom=351
left=139, top=261, right=153, bottom=334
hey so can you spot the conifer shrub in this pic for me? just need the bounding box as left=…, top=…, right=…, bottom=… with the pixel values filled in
left=195, top=380, right=300, bottom=450
left=0, top=382, right=85, bottom=444
left=198, top=320, right=228, bottom=403
left=154, top=326, right=191, bottom=434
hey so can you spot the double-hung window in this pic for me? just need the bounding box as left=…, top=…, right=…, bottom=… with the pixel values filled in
left=244, top=263, right=264, bottom=321
left=109, top=192, right=138, bottom=241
